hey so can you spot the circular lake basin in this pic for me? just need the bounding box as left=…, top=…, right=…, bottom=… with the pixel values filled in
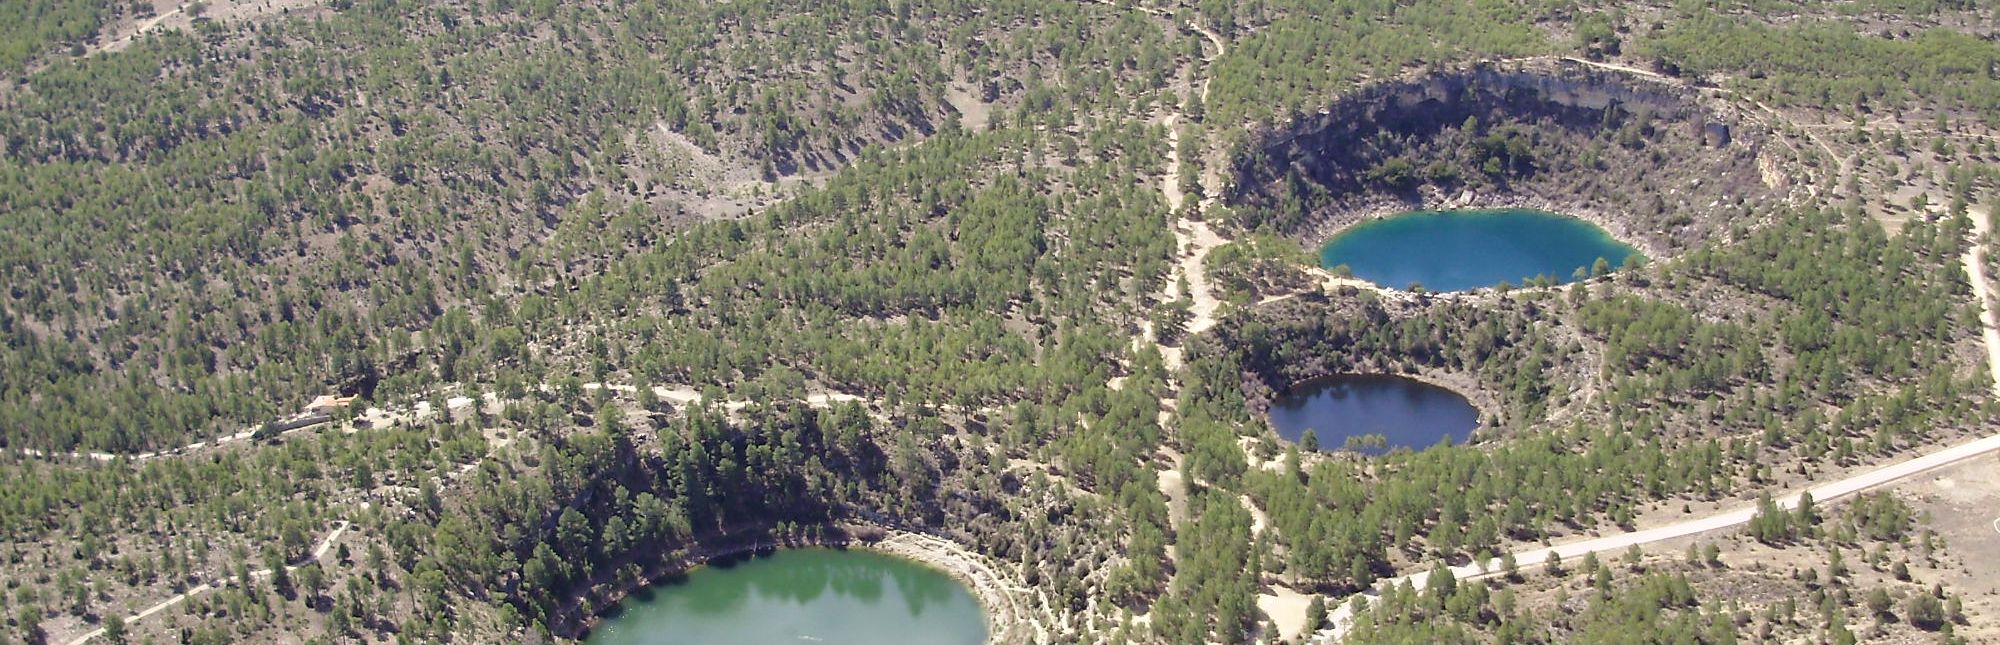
left=1267, top=374, right=1479, bottom=455
left=587, top=548, right=986, bottom=645
left=1318, top=207, right=1644, bottom=292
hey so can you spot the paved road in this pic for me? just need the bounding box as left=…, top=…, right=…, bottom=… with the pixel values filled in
left=1317, top=207, right=2000, bottom=641
left=1320, top=428, right=2000, bottom=639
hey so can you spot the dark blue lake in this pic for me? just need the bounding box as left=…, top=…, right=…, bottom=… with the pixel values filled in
left=1267, top=374, right=1479, bottom=455
left=1318, top=208, right=1643, bottom=292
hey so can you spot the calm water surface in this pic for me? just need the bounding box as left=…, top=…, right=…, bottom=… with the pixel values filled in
left=587, top=548, right=986, bottom=645
left=1319, top=208, right=1643, bottom=292
left=1268, top=374, right=1479, bottom=455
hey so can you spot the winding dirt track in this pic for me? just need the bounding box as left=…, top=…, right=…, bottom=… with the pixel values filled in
left=96, top=6, right=184, bottom=54
left=65, top=5, right=1999, bottom=642
left=62, top=521, right=350, bottom=645
left=15, top=381, right=895, bottom=466
left=1553, top=56, right=1848, bottom=194
left=1963, top=208, right=2000, bottom=395
left=36, top=380, right=1006, bottom=643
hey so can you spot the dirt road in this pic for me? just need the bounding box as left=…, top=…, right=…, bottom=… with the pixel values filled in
left=97, top=6, right=183, bottom=54
left=61, top=521, right=351, bottom=645
left=1316, top=204, right=2000, bottom=641
left=1962, top=207, right=2000, bottom=395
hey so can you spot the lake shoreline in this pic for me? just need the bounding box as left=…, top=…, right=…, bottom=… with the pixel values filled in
left=558, top=521, right=1033, bottom=644
left=861, top=525, right=1047, bottom=643
left=1260, top=369, right=1503, bottom=449
left=1297, top=188, right=1671, bottom=269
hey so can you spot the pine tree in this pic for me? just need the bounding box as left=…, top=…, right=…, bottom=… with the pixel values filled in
left=1305, top=596, right=1328, bottom=631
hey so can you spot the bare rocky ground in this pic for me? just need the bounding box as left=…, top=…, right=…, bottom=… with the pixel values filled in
left=1497, top=510, right=1984, bottom=645
left=1899, top=452, right=2000, bottom=643
left=629, top=124, right=831, bottom=221
left=94, top=0, right=331, bottom=56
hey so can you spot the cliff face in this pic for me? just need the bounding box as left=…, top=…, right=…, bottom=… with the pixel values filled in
left=1229, top=60, right=1781, bottom=253
left=1259, top=64, right=1701, bottom=152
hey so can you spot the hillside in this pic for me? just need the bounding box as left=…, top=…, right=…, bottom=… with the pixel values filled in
left=4, top=1, right=2000, bottom=644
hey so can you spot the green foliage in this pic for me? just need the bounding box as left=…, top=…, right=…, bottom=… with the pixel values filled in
left=551, top=125, right=1173, bottom=407
left=1906, top=592, right=1947, bottom=630
left=1207, top=203, right=1983, bottom=592
left=1838, top=492, right=1915, bottom=542
left=1567, top=574, right=1714, bottom=644
left=0, top=0, right=129, bottom=71
left=1202, top=0, right=1550, bottom=126
left=1226, top=68, right=1752, bottom=243
left=1353, top=566, right=1718, bottom=643
left=2, top=1, right=1994, bottom=642
left=458, top=402, right=897, bottom=626
left=1159, top=492, right=1259, bottom=643
left=1865, top=587, right=1893, bottom=618
left=1747, top=492, right=1816, bottom=544
left=0, top=0, right=1183, bottom=452
left=1640, top=17, right=2000, bottom=117
left=1576, top=294, right=1759, bottom=399
left=1572, top=11, right=1621, bottom=58
left=1205, top=233, right=1313, bottom=303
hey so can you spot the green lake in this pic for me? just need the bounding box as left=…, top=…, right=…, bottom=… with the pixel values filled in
left=1318, top=208, right=1643, bottom=292
left=585, top=548, right=987, bottom=645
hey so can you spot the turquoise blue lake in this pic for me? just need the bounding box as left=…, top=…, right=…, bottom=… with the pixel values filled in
left=586, top=548, right=986, bottom=645
left=1318, top=208, right=1643, bottom=292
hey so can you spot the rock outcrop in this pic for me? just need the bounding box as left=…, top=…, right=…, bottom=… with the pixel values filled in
left=1227, top=59, right=1784, bottom=254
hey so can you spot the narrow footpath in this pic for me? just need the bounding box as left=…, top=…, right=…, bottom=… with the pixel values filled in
left=63, top=521, right=352, bottom=645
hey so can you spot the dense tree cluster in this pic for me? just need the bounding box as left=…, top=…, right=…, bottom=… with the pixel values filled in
left=1640, top=14, right=2000, bottom=118
left=0, top=1, right=1205, bottom=638
left=0, top=0, right=1186, bottom=452
left=1748, top=492, right=1818, bottom=544
left=1191, top=0, right=1999, bottom=146
left=1225, top=66, right=1770, bottom=250
left=427, top=402, right=896, bottom=635
left=534, top=125, right=1176, bottom=406
left=1355, top=491, right=1968, bottom=644
left=0, top=412, right=487, bottom=641
left=1198, top=0, right=1550, bottom=128
left=1219, top=294, right=1571, bottom=425
left=1180, top=204, right=1988, bottom=613
left=0, top=0, right=133, bottom=71
left=4, top=1, right=1998, bottom=643
left=1150, top=493, right=1259, bottom=643
left=1203, top=233, right=1317, bottom=305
